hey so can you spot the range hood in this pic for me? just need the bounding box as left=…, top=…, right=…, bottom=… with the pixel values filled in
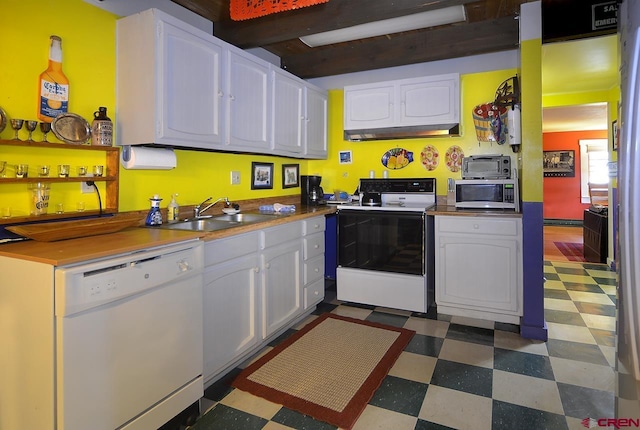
left=344, top=123, right=460, bottom=141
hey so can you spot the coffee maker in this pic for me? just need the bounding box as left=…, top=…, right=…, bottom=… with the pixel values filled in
left=301, top=175, right=325, bottom=206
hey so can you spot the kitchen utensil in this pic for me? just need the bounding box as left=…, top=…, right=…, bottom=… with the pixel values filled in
left=25, top=120, right=38, bottom=141
left=51, top=113, right=91, bottom=144
left=39, top=121, right=51, bottom=142
left=10, top=119, right=23, bottom=140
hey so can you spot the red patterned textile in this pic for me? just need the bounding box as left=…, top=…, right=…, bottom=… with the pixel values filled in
left=230, top=0, right=329, bottom=21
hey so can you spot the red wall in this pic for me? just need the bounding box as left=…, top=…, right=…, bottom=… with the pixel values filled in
left=543, top=130, right=607, bottom=220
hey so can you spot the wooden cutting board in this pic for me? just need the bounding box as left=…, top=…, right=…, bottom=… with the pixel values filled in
left=6, top=215, right=142, bottom=242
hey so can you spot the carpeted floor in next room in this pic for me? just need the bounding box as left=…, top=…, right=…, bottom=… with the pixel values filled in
left=190, top=259, right=616, bottom=430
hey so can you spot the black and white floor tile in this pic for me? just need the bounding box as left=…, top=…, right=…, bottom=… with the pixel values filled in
left=189, top=260, right=616, bottom=430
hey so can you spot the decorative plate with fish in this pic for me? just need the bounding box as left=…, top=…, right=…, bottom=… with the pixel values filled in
left=445, top=145, right=464, bottom=172
left=420, top=145, right=440, bottom=171
left=381, top=148, right=413, bottom=169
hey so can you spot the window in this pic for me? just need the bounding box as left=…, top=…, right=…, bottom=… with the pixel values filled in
left=579, top=139, right=609, bottom=204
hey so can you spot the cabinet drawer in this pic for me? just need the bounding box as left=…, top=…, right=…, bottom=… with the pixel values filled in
left=302, top=217, right=325, bottom=235
left=304, top=278, right=325, bottom=309
left=205, top=231, right=260, bottom=266
left=437, top=216, right=519, bottom=236
left=303, top=233, right=325, bottom=260
left=261, top=221, right=302, bottom=249
left=304, top=255, right=324, bottom=284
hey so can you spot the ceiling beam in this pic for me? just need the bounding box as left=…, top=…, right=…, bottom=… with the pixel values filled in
left=171, top=0, right=227, bottom=23
left=280, top=16, right=520, bottom=78
left=212, top=0, right=477, bottom=47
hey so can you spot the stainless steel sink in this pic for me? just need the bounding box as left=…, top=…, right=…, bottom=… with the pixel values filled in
left=211, top=213, right=279, bottom=223
left=157, top=212, right=282, bottom=232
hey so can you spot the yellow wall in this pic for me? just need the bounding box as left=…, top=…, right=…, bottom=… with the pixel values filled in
left=0, top=0, right=305, bottom=216
left=1, top=0, right=519, bottom=215
left=308, top=69, right=519, bottom=197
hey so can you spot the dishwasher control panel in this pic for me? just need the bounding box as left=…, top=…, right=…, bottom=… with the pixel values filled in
left=55, top=240, right=204, bottom=316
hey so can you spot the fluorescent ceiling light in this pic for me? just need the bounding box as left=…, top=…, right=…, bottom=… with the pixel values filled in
left=299, top=5, right=466, bottom=48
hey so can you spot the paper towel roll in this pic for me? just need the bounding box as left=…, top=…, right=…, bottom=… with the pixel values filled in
left=121, top=146, right=177, bottom=170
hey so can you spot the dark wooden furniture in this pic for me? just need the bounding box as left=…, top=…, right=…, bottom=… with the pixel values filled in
left=583, top=209, right=608, bottom=263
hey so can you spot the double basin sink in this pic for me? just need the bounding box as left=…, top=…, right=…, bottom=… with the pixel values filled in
left=157, top=212, right=285, bottom=232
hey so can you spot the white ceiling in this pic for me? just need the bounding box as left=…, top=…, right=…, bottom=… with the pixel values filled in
left=542, top=35, right=618, bottom=133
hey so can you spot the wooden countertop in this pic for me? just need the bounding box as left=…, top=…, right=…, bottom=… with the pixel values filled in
left=428, top=204, right=523, bottom=218
left=0, top=203, right=337, bottom=266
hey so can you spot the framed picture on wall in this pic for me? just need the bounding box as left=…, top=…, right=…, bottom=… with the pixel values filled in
left=251, top=162, right=274, bottom=189
left=543, top=150, right=575, bottom=177
left=282, top=164, right=299, bottom=188
left=612, top=120, right=619, bottom=151
left=339, top=150, right=352, bottom=164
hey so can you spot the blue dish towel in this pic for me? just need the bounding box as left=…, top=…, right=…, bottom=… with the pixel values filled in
left=259, top=203, right=296, bottom=213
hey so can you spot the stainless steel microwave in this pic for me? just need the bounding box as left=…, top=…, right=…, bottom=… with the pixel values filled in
left=455, top=179, right=520, bottom=211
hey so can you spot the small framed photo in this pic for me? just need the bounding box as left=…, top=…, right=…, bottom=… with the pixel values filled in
left=612, top=120, right=619, bottom=151
left=251, top=162, right=274, bottom=189
left=339, top=150, right=352, bottom=164
left=282, top=164, right=299, bottom=188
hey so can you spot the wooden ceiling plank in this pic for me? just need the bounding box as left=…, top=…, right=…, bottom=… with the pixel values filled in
left=171, top=0, right=228, bottom=22
left=280, top=16, right=519, bottom=78
left=213, top=0, right=477, bottom=47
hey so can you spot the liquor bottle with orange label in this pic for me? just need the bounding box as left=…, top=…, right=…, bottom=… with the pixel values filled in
left=37, top=35, right=69, bottom=123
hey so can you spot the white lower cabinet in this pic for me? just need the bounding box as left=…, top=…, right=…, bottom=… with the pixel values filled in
left=434, top=215, right=522, bottom=324
left=203, top=218, right=326, bottom=385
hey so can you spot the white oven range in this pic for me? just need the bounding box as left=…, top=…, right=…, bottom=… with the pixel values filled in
left=336, top=178, right=436, bottom=313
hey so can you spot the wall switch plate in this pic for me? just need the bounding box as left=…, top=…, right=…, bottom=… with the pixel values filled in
left=230, top=171, right=241, bottom=185
left=81, top=181, right=94, bottom=194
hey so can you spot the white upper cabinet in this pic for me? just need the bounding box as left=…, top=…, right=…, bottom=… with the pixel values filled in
left=117, top=8, right=327, bottom=159
left=304, top=86, right=328, bottom=159
left=226, top=50, right=272, bottom=152
left=117, top=9, right=225, bottom=148
left=344, top=73, right=459, bottom=130
left=271, top=67, right=304, bottom=155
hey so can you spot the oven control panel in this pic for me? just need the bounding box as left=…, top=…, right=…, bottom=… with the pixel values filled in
left=359, top=178, right=436, bottom=194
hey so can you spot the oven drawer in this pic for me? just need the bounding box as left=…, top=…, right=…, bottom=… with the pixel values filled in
left=303, top=233, right=325, bottom=260
left=436, top=216, right=519, bottom=236
left=304, top=255, right=324, bottom=284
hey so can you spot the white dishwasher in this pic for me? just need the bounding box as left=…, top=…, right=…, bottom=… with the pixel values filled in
left=54, top=239, right=204, bottom=430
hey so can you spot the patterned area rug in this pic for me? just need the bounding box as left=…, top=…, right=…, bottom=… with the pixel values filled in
left=554, top=241, right=586, bottom=262
left=232, top=313, right=415, bottom=429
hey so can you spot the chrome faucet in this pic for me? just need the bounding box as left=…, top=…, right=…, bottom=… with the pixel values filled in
left=193, top=196, right=230, bottom=218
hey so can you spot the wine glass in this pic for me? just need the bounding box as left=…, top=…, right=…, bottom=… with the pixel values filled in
left=10, top=119, right=23, bottom=141
left=39, top=122, right=52, bottom=142
left=25, top=120, right=38, bottom=141
left=0, top=161, right=6, bottom=178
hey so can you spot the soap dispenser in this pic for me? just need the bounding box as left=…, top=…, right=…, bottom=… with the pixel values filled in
left=145, top=194, right=163, bottom=226
left=167, top=194, right=179, bottom=222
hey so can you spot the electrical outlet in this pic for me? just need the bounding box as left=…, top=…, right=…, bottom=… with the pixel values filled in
left=230, top=171, right=241, bottom=185
left=81, top=181, right=94, bottom=194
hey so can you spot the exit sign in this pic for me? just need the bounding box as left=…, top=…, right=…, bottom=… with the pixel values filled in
left=592, top=1, right=618, bottom=31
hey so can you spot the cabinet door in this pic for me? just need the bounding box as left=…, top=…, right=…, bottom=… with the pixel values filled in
left=157, top=19, right=225, bottom=147
left=272, top=69, right=304, bottom=155
left=344, top=83, right=396, bottom=130
left=304, top=86, right=328, bottom=159
left=227, top=50, right=271, bottom=151
left=261, top=240, right=302, bottom=338
left=436, top=235, right=520, bottom=313
left=398, top=76, right=458, bottom=126
left=203, top=253, right=260, bottom=381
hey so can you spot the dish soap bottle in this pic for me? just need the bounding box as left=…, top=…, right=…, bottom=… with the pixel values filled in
left=145, top=195, right=163, bottom=226
left=37, top=35, right=69, bottom=123
left=167, top=194, right=179, bottom=222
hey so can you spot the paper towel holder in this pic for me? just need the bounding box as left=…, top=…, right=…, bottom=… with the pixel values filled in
left=121, top=145, right=177, bottom=170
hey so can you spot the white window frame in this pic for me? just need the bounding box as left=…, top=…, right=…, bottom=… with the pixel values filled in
left=579, top=139, right=608, bottom=204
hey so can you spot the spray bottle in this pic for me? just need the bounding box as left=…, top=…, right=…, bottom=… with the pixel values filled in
left=145, top=195, right=163, bottom=226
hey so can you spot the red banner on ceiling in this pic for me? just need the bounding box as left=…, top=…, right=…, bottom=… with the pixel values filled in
left=230, top=0, right=329, bottom=21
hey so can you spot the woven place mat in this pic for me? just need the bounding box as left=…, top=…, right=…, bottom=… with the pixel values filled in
left=232, top=313, right=415, bottom=429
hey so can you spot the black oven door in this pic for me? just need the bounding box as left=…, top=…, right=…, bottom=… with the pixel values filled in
left=337, top=209, right=425, bottom=276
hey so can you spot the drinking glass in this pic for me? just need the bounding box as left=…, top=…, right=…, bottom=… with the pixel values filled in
left=10, top=119, right=23, bottom=141
left=25, top=120, right=38, bottom=141
left=39, top=122, right=51, bottom=142
left=15, top=164, right=28, bottom=178
left=93, top=165, right=104, bottom=177
left=38, top=165, right=50, bottom=177
left=0, top=161, right=6, bottom=178
left=77, top=166, right=88, bottom=176
left=58, top=164, right=70, bottom=178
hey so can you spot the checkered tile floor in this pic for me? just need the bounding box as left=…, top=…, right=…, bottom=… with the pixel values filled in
left=190, top=260, right=616, bottom=430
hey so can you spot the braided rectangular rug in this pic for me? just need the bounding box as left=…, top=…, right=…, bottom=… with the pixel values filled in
left=232, top=313, right=415, bottom=429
